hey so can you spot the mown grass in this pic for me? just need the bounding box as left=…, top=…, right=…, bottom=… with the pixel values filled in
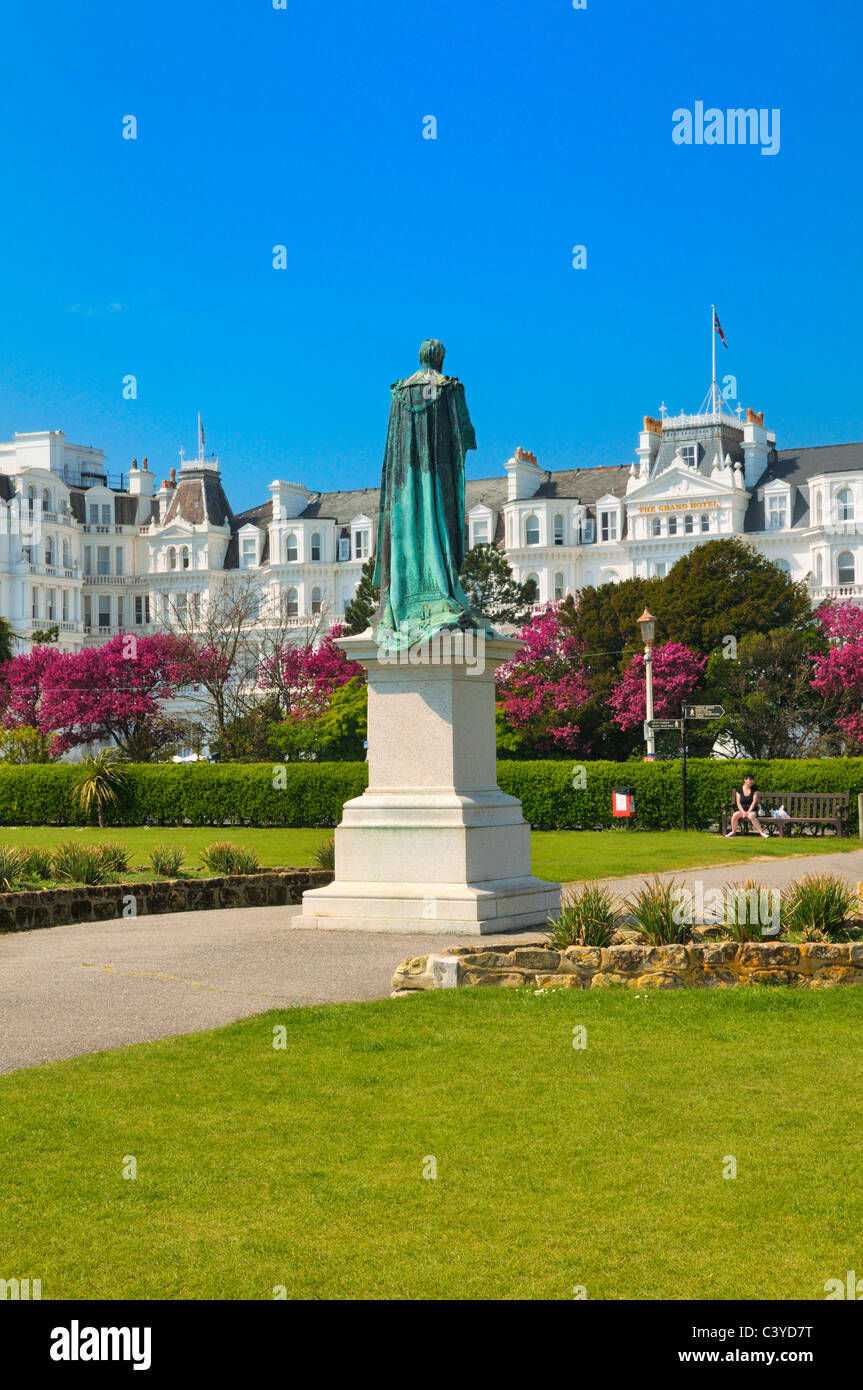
left=0, top=825, right=857, bottom=888
left=2, top=986, right=862, bottom=1300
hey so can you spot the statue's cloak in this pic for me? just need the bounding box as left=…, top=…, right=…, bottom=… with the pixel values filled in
left=372, top=372, right=490, bottom=650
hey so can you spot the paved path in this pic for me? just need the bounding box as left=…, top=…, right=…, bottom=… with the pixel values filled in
left=585, top=847, right=863, bottom=901
left=0, top=849, right=860, bottom=1074
left=0, top=907, right=474, bottom=1074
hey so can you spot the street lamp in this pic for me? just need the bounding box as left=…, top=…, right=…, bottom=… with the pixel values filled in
left=638, top=607, right=656, bottom=762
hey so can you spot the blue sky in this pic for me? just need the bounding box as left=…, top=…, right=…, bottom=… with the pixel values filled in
left=1, top=0, right=861, bottom=510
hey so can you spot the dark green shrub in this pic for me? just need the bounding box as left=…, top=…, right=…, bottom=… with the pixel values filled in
left=97, top=841, right=131, bottom=874
left=781, top=874, right=859, bottom=942
left=199, top=842, right=261, bottom=875
left=0, top=845, right=24, bottom=891
left=627, top=876, right=691, bottom=944
left=52, top=842, right=107, bottom=885
left=149, top=845, right=184, bottom=877
left=312, top=836, right=336, bottom=871
left=546, top=882, right=617, bottom=948
left=17, top=846, right=54, bottom=881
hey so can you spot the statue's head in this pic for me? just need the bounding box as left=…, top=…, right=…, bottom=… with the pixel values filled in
left=418, top=339, right=445, bottom=372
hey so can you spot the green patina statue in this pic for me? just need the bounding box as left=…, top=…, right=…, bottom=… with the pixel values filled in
left=372, top=339, right=494, bottom=651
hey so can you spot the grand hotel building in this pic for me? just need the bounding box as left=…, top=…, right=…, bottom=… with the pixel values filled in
left=1, top=401, right=861, bottom=653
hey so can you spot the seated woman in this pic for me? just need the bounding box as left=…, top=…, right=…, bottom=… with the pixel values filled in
left=726, top=774, right=769, bottom=838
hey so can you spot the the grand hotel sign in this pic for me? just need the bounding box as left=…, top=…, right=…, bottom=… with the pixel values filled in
left=637, top=500, right=720, bottom=514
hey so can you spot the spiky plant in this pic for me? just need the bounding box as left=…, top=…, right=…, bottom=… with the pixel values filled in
left=71, top=750, right=127, bottom=829
left=546, top=881, right=617, bottom=948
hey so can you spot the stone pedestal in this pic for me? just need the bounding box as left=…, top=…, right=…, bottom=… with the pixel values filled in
left=297, top=632, right=561, bottom=934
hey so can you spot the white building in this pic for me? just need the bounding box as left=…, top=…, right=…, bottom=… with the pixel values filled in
left=1, top=401, right=862, bottom=654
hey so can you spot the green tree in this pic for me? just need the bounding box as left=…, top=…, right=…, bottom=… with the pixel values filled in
left=562, top=579, right=664, bottom=759
left=211, top=698, right=283, bottom=762
left=343, top=556, right=380, bottom=635
left=0, top=617, right=15, bottom=664
left=270, top=678, right=367, bottom=762
left=460, top=544, right=537, bottom=624
left=657, top=538, right=812, bottom=653
left=705, top=628, right=833, bottom=759
left=0, top=725, right=57, bottom=763
left=31, top=624, right=59, bottom=644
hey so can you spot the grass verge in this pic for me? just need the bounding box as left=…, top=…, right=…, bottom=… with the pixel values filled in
left=2, top=986, right=862, bottom=1299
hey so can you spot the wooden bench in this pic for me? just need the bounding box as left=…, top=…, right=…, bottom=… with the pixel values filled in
left=721, top=791, right=849, bottom=838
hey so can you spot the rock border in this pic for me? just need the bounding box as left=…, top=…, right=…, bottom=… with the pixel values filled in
left=392, top=940, right=863, bottom=993
left=0, top=869, right=334, bottom=933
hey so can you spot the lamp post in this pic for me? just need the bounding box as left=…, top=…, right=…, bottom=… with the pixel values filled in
left=638, top=607, right=656, bottom=762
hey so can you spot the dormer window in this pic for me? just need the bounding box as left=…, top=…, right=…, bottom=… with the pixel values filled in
left=472, top=517, right=490, bottom=545
left=525, top=516, right=540, bottom=546
left=241, top=536, right=257, bottom=569
left=600, top=510, right=617, bottom=542
left=354, top=529, right=370, bottom=560
left=680, top=445, right=697, bottom=468
left=768, top=496, right=787, bottom=530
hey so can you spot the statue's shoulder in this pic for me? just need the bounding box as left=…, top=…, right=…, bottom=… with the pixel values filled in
left=394, top=370, right=460, bottom=390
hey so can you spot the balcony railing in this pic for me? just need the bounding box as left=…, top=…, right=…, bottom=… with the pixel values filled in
left=808, top=583, right=863, bottom=600
left=82, top=574, right=145, bottom=586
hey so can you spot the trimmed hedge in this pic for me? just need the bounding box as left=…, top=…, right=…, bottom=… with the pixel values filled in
left=0, top=762, right=369, bottom=828
left=1, top=759, right=862, bottom=832
left=497, top=758, right=863, bottom=833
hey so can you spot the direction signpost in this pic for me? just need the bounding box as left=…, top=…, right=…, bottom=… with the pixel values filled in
left=645, top=706, right=725, bottom=831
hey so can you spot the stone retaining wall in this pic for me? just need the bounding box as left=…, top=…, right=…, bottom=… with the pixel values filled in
left=392, top=940, right=863, bottom=993
left=0, top=869, right=334, bottom=933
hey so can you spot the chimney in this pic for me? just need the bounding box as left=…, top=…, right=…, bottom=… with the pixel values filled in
left=742, top=409, right=768, bottom=489
left=169, top=467, right=176, bottom=485
left=503, top=446, right=543, bottom=501
left=637, top=417, right=662, bottom=477
left=129, top=454, right=155, bottom=500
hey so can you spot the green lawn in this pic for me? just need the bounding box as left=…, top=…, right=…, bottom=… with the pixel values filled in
left=3, top=987, right=863, bottom=1299
left=0, top=824, right=858, bottom=885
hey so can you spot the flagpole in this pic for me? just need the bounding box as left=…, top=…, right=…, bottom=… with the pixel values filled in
left=711, top=303, right=717, bottom=417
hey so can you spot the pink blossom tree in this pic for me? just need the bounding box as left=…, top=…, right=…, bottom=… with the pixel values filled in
left=496, top=603, right=591, bottom=753
left=608, top=640, right=707, bottom=731
left=259, top=624, right=362, bottom=722
left=0, top=644, right=63, bottom=728
left=810, top=600, right=863, bottom=749
left=6, top=633, right=188, bottom=759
